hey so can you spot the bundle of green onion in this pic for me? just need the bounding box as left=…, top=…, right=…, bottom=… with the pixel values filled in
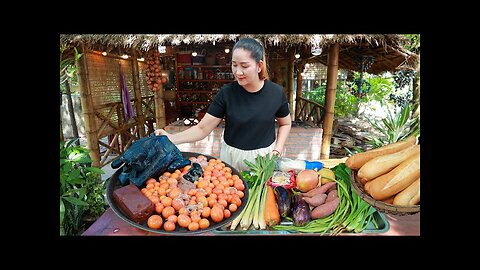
left=230, top=154, right=278, bottom=230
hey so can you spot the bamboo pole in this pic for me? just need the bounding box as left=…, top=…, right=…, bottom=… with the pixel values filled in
left=321, top=43, right=339, bottom=160
left=76, top=45, right=101, bottom=167
left=287, top=53, right=295, bottom=115
left=295, top=61, right=304, bottom=120
left=154, top=85, right=166, bottom=129
left=131, top=48, right=146, bottom=138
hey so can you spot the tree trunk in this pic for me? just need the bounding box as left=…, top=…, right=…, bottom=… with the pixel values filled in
left=411, top=67, right=420, bottom=118
left=60, top=91, right=65, bottom=142
left=64, top=80, right=80, bottom=145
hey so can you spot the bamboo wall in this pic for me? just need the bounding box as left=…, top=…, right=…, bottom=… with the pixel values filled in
left=80, top=51, right=157, bottom=167
left=86, top=53, right=154, bottom=131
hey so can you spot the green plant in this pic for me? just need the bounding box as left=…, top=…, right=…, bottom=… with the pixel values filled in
left=60, top=139, right=105, bottom=236
left=60, top=47, right=81, bottom=91
left=302, top=73, right=395, bottom=118
left=303, top=82, right=359, bottom=117
left=366, top=102, right=420, bottom=148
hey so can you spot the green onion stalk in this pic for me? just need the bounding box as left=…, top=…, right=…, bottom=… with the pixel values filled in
left=230, top=154, right=278, bottom=230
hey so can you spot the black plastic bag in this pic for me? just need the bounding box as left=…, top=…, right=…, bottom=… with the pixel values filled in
left=111, top=134, right=190, bottom=187
left=182, top=162, right=203, bottom=183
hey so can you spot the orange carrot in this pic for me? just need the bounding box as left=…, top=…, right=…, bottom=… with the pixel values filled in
left=264, top=185, right=281, bottom=226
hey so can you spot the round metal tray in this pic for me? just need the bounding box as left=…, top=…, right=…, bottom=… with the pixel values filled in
left=106, top=152, right=249, bottom=235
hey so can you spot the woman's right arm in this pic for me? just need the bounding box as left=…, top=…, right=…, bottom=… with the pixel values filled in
left=154, top=113, right=222, bottom=144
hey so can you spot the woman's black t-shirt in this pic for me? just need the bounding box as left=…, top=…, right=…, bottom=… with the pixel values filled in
left=207, top=80, right=290, bottom=150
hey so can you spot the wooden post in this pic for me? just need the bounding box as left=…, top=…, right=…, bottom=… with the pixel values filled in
left=154, top=85, right=166, bottom=129
left=287, top=53, right=295, bottom=114
left=295, top=61, right=305, bottom=120
left=76, top=45, right=101, bottom=167
left=321, top=43, right=339, bottom=159
left=131, top=48, right=146, bottom=138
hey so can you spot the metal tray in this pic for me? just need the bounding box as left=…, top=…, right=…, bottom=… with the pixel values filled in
left=212, top=210, right=390, bottom=235
left=106, top=152, right=249, bottom=235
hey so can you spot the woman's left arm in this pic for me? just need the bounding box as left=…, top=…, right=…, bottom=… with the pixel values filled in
left=274, top=114, right=292, bottom=155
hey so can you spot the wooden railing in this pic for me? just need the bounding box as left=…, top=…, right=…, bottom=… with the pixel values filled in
left=295, top=97, right=325, bottom=127
left=94, top=95, right=156, bottom=167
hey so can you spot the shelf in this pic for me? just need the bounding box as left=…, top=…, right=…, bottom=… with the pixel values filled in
left=178, top=79, right=233, bottom=83
left=175, top=52, right=233, bottom=119
left=177, top=90, right=218, bottom=93
left=178, top=101, right=211, bottom=105
left=177, top=65, right=231, bottom=68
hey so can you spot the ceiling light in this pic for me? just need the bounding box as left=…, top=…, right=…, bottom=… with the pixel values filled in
left=102, top=51, right=107, bottom=56
left=191, top=51, right=197, bottom=57
left=311, top=46, right=322, bottom=56
left=295, top=53, right=300, bottom=59
left=158, top=45, right=166, bottom=53
left=225, top=48, right=230, bottom=53
left=121, top=54, right=129, bottom=59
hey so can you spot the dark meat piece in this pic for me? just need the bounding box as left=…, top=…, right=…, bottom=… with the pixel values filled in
left=113, top=184, right=154, bottom=223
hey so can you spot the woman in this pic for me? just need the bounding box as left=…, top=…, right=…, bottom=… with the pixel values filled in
left=155, top=38, right=292, bottom=171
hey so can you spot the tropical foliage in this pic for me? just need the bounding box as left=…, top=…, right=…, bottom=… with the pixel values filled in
left=60, top=139, right=106, bottom=236
left=303, top=72, right=395, bottom=117
left=366, top=103, right=420, bottom=148
left=60, top=47, right=81, bottom=92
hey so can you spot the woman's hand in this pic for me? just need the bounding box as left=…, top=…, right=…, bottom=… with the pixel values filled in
left=154, top=129, right=170, bottom=137
left=272, top=149, right=281, bottom=156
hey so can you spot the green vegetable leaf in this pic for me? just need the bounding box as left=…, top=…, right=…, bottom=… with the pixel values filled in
left=60, top=199, right=65, bottom=225
left=62, top=196, right=89, bottom=206
left=85, top=167, right=105, bottom=174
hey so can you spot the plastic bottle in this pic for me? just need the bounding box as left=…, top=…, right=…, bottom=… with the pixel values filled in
left=276, top=157, right=323, bottom=174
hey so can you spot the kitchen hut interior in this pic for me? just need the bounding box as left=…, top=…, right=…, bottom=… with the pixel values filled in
left=155, top=41, right=296, bottom=126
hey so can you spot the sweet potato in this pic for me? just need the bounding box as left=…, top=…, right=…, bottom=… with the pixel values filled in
left=301, top=187, right=323, bottom=198
left=302, top=181, right=336, bottom=197
left=302, top=193, right=327, bottom=207
left=311, top=197, right=340, bottom=219
left=326, top=189, right=338, bottom=202
left=326, top=183, right=337, bottom=193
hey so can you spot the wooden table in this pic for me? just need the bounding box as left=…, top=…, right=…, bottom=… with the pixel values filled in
left=82, top=207, right=420, bottom=236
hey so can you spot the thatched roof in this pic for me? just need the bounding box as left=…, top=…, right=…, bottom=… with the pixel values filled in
left=60, top=34, right=419, bottom=74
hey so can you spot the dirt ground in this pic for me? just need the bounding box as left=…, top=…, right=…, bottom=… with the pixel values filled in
left=329, top=116, right=384, bottom=158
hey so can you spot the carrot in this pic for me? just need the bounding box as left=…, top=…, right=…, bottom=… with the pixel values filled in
left=264, top=185, right=281, bottom=226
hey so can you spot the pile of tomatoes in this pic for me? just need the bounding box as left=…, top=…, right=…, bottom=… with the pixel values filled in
left=140, top=155, right=246, bottom=232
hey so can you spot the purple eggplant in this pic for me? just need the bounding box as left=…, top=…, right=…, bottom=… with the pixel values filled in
left=273, top=186, right=293, bottom=218
left=292, top=194, right=311, bottom=226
